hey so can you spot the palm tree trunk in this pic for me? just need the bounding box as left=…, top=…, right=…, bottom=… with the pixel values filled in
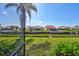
left=20, top=7, right=26, bottom=56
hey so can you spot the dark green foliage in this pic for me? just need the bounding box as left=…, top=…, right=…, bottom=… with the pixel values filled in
left=0, top=40, right=16, bottom=55
left=50, top=42, right=79, bottom=56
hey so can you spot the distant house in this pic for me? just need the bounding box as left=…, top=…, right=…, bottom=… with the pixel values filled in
left=58, top=26, right=71, bottom=30
left=29, top=26, right=44, bottom=32
left=0, top=25, right=20, bottom=33
left=45, top=25, right=58, bottom=32
left=0, top=27, right=14, bottom=33
left=6, top=25, right=20, bottom=32
left=58, top=26, right=67, bottom=30
left=72, top=25, right=79, bottom=29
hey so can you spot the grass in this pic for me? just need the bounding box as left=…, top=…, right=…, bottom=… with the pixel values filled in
left=0, top=37, right=19, bottom=42
left=0, top=34, right=79, bottom=55
left=0, top=34, right=79, bottom=37
left=26, top=37, right=79, bottom=48
left=26, top=36, right=79, bottom=56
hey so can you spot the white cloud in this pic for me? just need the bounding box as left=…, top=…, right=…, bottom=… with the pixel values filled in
left=2, top=11, right=7, bottom=15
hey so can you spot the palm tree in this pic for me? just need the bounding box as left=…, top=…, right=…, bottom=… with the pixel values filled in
left=5, top=3, right=37, bottom=56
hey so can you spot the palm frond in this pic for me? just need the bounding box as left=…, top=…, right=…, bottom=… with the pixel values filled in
left=16, top=6, right=21, bottom=14
left=24, top=3, right=37, bottom=13
left=24, top=3, right=37, bottom=22
left=5, top=3, right=18, bottom=9
left=26, top=8, right=31, bottom=22
left=5, top=3, right=37, bottom=22
left=30, top=4, right=37, bottom=13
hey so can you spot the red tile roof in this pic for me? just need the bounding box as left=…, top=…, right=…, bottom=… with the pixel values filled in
left=46, top=26, right=56, bottom=29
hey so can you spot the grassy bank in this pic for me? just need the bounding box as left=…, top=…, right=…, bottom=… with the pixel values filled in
left=0, top=35, right=79, bottom=55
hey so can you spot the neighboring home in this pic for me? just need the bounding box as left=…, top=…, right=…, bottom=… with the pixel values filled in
left=58, top=26, right=72, bottom=30
left=0, top=27, right=14, bottom=33
left=29, top=26, right=44, bottom=32
left=0, top=25, right=20, bottom=33
left=58, top=26, right=67, bottom=30
left=45, top=25, right=58, bottom=32
left=6, top=25, right=20, bottom=31
left=57, top=26, right=72, bottom=32
left=72, top=25, right=79, bottom=29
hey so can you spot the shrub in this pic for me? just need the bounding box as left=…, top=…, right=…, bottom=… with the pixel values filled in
left=0, top=40, right=16, bottom=55
left=50, top=42, right=79, bottom=56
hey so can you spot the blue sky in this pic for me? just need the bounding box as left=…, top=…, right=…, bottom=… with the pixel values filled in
left=0, top=3, right=79, bottom=27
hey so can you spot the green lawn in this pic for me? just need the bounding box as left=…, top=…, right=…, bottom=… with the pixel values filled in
left=0, top=34, right=79, bottom=56
left=0, top=34, right=79, bottom=37
left=26, top=36, right=79, bottom=56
